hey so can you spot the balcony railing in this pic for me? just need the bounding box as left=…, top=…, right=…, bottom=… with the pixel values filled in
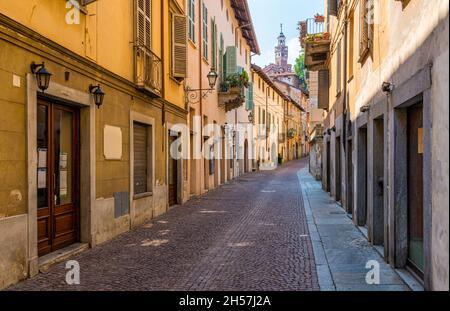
left=299, top=17, right=331, bottom=71
left=218, top=82, right=246, bottom=112
left=134, top=45, right=162, bottom=98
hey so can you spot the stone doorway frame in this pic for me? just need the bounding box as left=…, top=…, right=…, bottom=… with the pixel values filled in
left=27, top=74, right=96, bottom=277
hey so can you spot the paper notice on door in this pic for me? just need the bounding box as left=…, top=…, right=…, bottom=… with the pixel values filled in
left=60, top=170, right=68, bottom=189
left=38, top=169, right=46, bottom=189
left=60, top=153, right=68, bottom=169
left=38, top=148, right=47, bottom=169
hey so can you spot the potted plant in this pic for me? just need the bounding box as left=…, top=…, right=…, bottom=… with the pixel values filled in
left=314, top=14, right=325, bottom=23
left=226, top=73, right=242, bottom=92
left=240, top=70, right=250, bottom=88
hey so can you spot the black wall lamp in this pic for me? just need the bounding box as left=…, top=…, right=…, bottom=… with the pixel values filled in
left=89, top=84, right=105, bottom=109
left=185, top=68, right=219, bottom=105
left=31, top=62, right=52, bottom=92
left=382, top=81, right=394, bottom=94
left=248, top=111, right=254, bottom=123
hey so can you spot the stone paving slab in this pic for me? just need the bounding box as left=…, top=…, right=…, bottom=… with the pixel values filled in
left=9, top=160, right=319, bottom=291
left=298, top=167, right=411, bottom=292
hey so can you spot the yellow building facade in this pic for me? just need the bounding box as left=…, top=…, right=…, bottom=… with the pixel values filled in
left=0, top=0, right=188, bottom=289
left=185, top=0, right=259, bottom=197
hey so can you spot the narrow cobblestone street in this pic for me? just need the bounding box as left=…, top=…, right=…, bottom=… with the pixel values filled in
left=12, top=160, right=319, bottom=291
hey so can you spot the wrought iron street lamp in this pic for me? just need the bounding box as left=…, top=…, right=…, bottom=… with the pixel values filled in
left=89, top=84, right=106, bottom=109
left=31, top=62, right=52, bottom=92
left=185, top=68, right=219, bottom=105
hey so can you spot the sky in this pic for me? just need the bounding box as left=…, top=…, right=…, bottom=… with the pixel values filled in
left=248, top=0, right=324, bottom=68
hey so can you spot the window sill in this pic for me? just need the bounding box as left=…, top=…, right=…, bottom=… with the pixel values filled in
left=202, top=57, right=210, bottom=65
left=188, top=39, right=197, bottom=49
left=133, top=192, right=153, bottom=200
left=358, top=47, right=371, bottom=64
left=347, top=75, right=354, bottom=83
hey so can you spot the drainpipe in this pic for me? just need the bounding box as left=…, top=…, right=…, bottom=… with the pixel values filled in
left=198, top=0, right=204, bottom=186
left=342, top=2, right=349, bottom=153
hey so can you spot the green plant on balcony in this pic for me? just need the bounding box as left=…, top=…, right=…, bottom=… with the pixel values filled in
left=303, top=32, right=331, bottom=44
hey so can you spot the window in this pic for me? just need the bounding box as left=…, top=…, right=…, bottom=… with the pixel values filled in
left=336, top=40, right=342, bottom=95
left=134, top=122, right=152, bottom=195
left=202, top=3, right=208, bottom=60
left=348, top=11, right=355, bottom=78
left=360, top=0, right=374, bottom=59
left=188, top=0, right=195, bottom=43
left=211, top=19, right=218, bottom=68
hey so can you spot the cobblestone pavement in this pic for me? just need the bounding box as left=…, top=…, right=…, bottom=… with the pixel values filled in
left=11, top=160, right=319, bottom=291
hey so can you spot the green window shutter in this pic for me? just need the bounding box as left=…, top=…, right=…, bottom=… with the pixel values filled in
left=222, top=52, right=227, bottom=82
left=246, top=82, right=254, bottom=111
left=225, top=46, right=238, bottom=77
left=219, top=33, right=224, bottom=80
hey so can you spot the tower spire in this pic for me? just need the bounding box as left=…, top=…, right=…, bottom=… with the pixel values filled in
left=280, top=23, right=283, bottom=34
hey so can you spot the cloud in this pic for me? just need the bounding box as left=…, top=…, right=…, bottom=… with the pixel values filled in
left=288, top=37, right=301, bottom=65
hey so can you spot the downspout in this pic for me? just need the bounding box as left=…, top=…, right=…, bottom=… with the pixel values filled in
left=198, top=0, right=204, bottom=184
left=342, top=2, right=348, bottom=152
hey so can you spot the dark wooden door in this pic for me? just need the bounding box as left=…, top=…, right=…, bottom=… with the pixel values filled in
left=335, top=137, right=341, bottom=202
left=168, top=134, right=178, bottom=206
left=37, top=100, right=80, bottom=257
left=326, top=141, right=331, bottom=192
left=407, top=103, right=424, bottom=279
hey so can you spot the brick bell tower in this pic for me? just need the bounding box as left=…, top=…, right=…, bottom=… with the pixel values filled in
left=275, top=23, right=288, bottom=68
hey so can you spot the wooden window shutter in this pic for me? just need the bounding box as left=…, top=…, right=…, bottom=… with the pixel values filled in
left=318, top=69, right=329, bottom=110
left=134, top=123, right=148, bottom=195
left=360, top=0, right=373, bottom=56
left=136, top=0, right=151, bottom=48
left=172, top=13, right=187, bottom=78
left=225, top=46, right=238, bottom=77
left=328, top=0, right=338, bottom=16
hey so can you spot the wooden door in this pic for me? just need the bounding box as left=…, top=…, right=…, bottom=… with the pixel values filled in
left=168, top=133, right=178, bottom=206
left=407, top=103, right=424, bottom=279
left=37, top=101, right=80, bottom=257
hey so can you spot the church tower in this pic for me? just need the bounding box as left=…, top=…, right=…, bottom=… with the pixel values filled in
left=275, top=24, right=289, bottom=68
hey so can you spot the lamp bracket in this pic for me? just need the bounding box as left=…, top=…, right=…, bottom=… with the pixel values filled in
left=30, top=62, right=45, bottom=74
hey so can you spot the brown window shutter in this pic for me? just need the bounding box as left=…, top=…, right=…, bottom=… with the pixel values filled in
left=360, top=0, right=371, bottom=55
left=134, top=123, right=148, bottom=195
left=318, top=70, right=329, bottom=110
left=328, top=0, right=338, bottom=16
left=172, top=13, right=187, bottom=78
left=136, top=0, right=151, bottom=48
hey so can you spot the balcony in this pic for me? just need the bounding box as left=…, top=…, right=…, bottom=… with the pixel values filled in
left=299, top=17, right=330, bottom=71
left=134, top=45, right=163, bottom=98
left=218, top=80, right=246, bottom=113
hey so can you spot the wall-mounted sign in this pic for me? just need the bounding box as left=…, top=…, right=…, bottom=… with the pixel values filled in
left=104, top=125, right=123, bottom=160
